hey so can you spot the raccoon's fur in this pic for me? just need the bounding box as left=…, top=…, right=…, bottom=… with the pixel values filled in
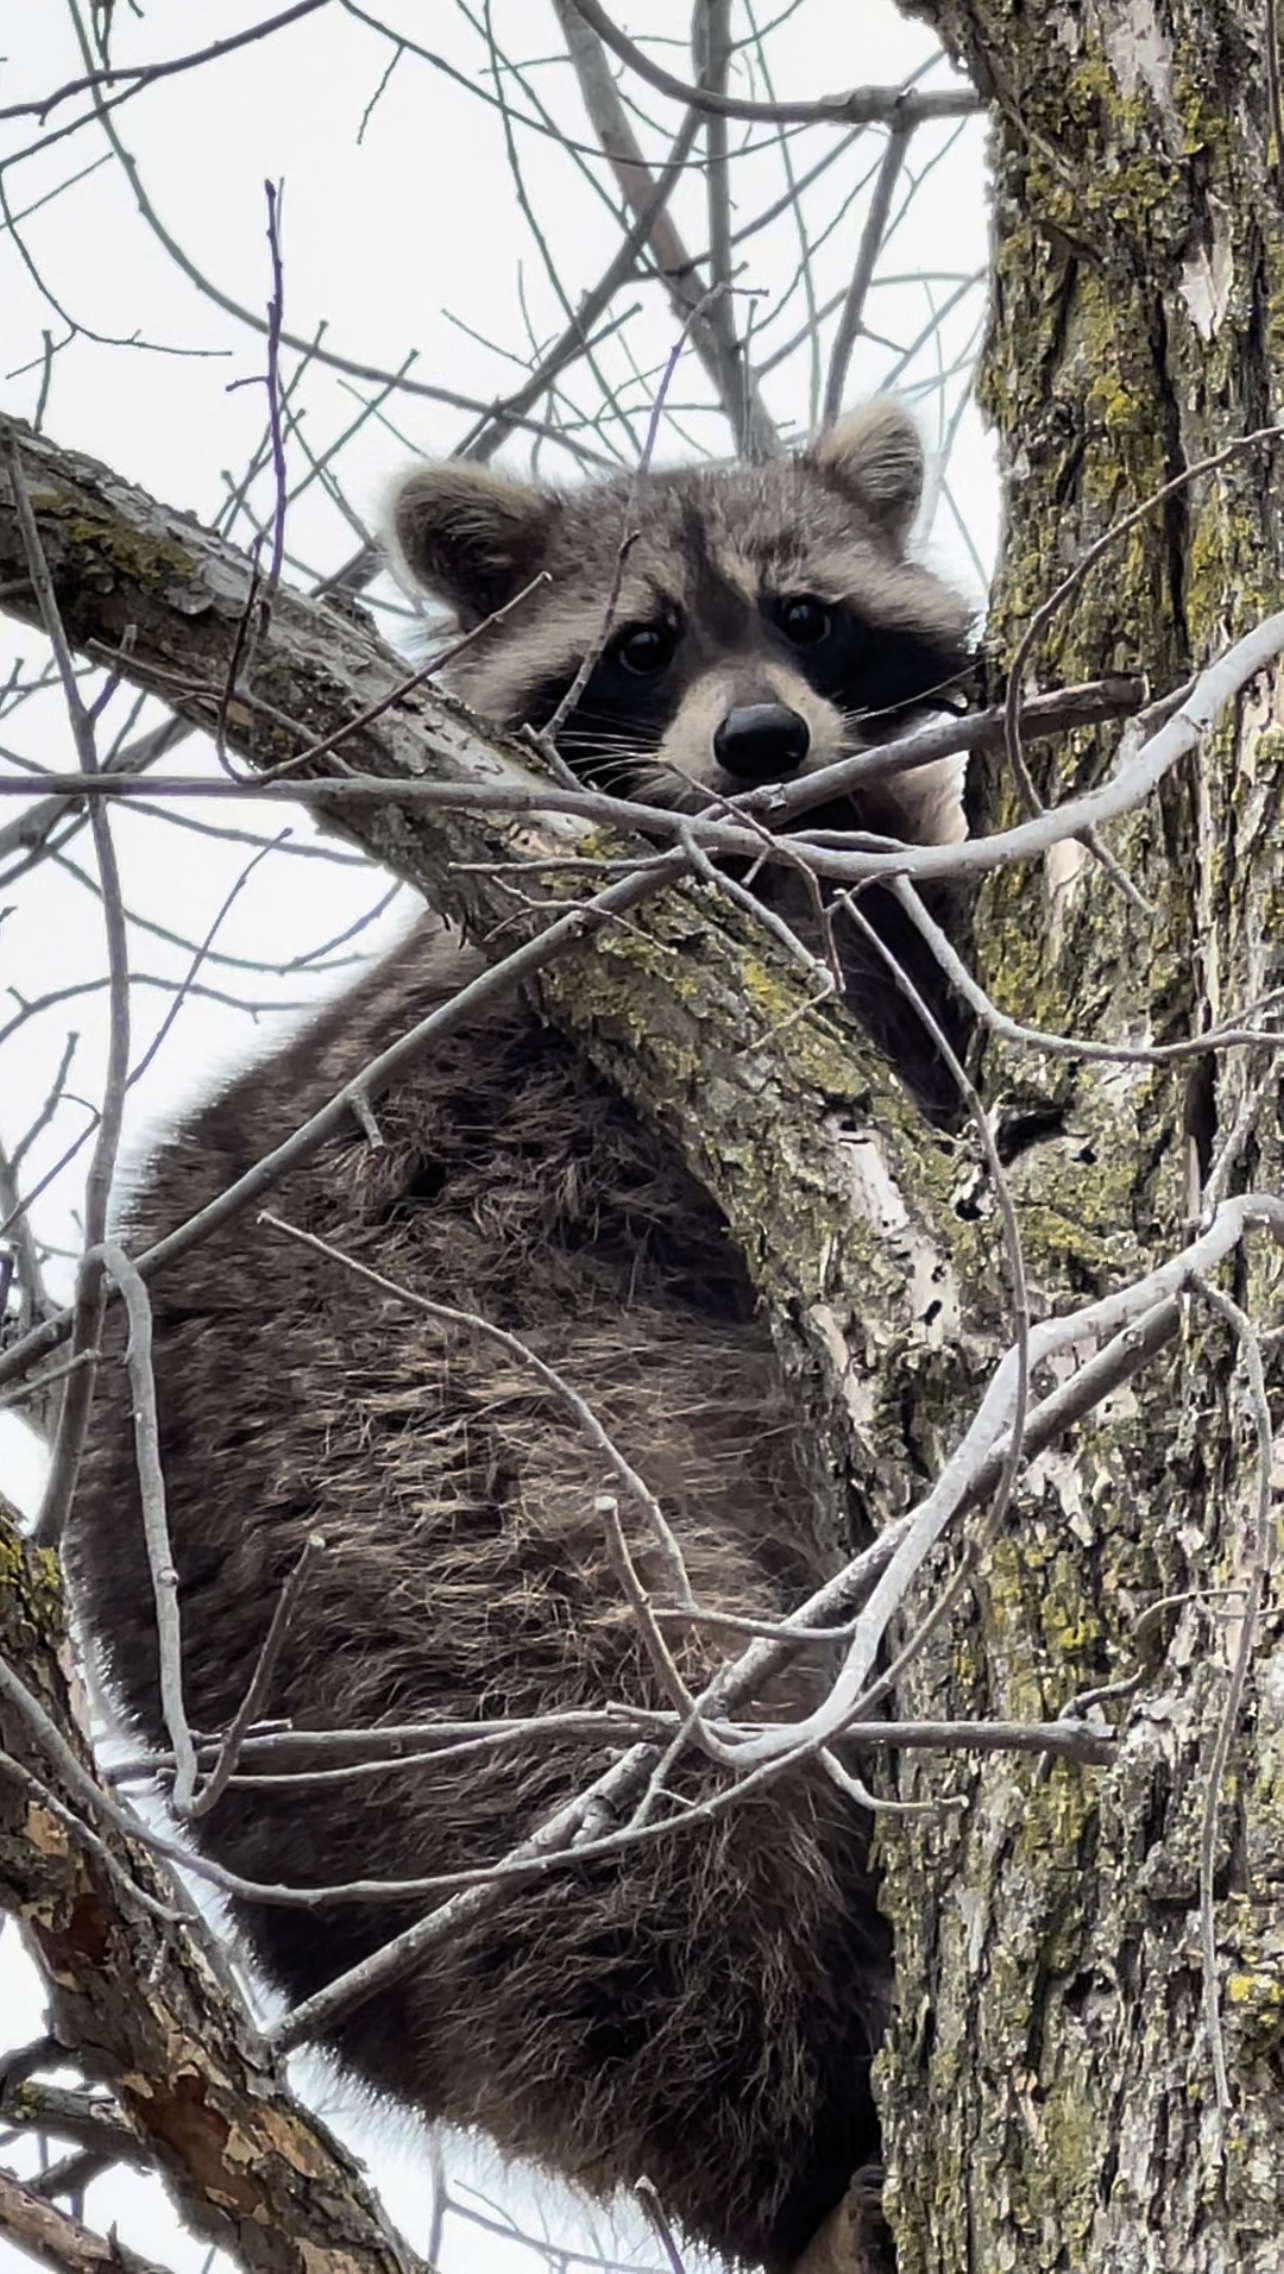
left=72, top=405, right=973, bottom=2274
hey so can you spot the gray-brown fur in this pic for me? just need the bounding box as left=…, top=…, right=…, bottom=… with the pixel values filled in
left=72, top=406, right=973, bottom=2273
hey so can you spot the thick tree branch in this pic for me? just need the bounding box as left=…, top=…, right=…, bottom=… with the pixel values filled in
left=0, top=2168, right=173, bottom=2274
left=0, top=1499, right=430, bottom=2274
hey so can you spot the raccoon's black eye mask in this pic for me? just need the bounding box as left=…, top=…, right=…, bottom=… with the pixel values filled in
left=605, top=593, right=848, bottom=675
left=523, top=641, right=678, bottom=758
left=522, top=588, right=969, bottom=766
left=771, top=594, right=834, bottom=649
left=597, top=592, right=964, bottom=725
left=763, top=595, right=968, bottom=724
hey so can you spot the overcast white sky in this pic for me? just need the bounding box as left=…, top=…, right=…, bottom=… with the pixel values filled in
left=0, top=6, right=994, bottom=2267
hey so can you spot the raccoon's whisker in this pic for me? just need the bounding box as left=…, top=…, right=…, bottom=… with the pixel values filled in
left=582, top=756, right=657, bottom=791
left=625, top=757, right=718, bottom=818
left=840, top=672, right=971, bottom=732
left=562, top=729, right=650, bottom=751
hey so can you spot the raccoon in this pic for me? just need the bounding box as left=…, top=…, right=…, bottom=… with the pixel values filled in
left=71, top=405, right=973, bottom=2274
left=391, top=399, right=974, bottom=1111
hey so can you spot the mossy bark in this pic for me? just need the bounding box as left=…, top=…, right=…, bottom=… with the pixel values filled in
left=886, top=4, right=1284, bottom=2266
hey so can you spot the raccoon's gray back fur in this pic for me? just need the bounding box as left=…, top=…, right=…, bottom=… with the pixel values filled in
left=72, top=405, right=973, bottom=2274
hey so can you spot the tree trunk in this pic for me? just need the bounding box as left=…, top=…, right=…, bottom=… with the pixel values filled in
left=886, top=4, right=1284, bottom=2266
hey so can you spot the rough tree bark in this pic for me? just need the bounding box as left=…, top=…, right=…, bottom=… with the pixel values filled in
left=0, top=1495, right=433, bottom=2274
left=885, top=4, right=1284, bottom=2268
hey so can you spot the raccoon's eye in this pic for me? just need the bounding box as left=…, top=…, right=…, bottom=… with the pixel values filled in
left=611, top=622, right=677, bottom=678
left=774, top=595, right=833, bottom=648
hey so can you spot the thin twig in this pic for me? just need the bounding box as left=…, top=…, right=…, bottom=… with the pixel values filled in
left=697, top=2, right=735, bottom=363
left=822, top=120, right=910, bottom=424
left=96, top=1245, right=199, bottom=1815
left=890, top=879, right=1284, bottom=1070
left=634, top=2176, right=687, bottom=2274
left=0, top=678, right=1147, bottom=831
left=260, top=179, right=289, bottom=608
left=187, top=1537, right=323, bottom=1819
left=110, top=1709, right=1116, bottom=1793
left=0, top=1, right=329, bottom=126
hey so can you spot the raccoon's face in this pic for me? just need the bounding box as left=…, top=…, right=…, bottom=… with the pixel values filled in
left=385, top=401, right=974, bottom=848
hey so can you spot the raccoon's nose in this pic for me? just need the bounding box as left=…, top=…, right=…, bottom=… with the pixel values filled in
left=713, top=702, right=811, bottom=782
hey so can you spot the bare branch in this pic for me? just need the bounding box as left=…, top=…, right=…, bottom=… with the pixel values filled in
left=562, top=2, right=980, bottom=127
left=822, top=120, right=911, bottom=424
left=0, top=2171, right=174, bottom=2274
left=553, top=0, right=780, bottom=457
left=96, top=1246, right=198, bottom=1813
left=0, top=1, right=329, bottom=126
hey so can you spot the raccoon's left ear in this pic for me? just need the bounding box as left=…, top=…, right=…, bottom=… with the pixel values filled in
left=385, top=463, right=561, bottom=628
left=804, top=399, right=925, bottom=552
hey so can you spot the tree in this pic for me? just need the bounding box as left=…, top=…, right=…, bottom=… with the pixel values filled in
left=1, top=5, right=1282, bottom=2274
left=880, top=6, right=1284, bottom=2264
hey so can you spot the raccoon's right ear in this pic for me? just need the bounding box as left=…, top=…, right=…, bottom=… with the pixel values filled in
left=385, top=464, right=560, bottom=627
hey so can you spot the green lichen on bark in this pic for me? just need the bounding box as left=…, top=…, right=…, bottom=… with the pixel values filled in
left=887, top=5, right=1284, bottom=2268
